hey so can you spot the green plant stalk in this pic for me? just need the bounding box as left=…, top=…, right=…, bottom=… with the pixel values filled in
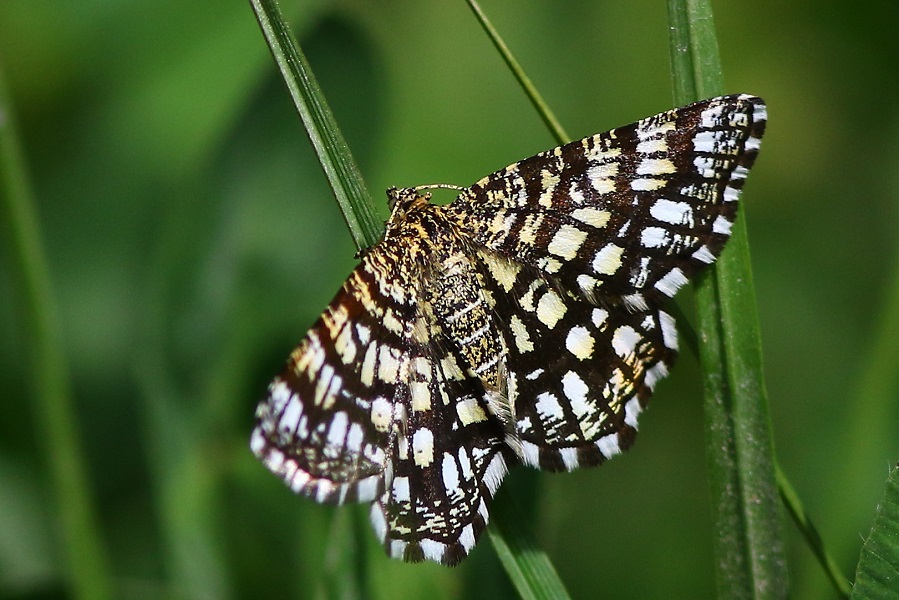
left=776, top=466, right=851, bottom=597
left=249, top=0, right=382, bottom=251
left=464, top=0, right=570, bottom=146
left=488, top=489, right=571, bottom=600
left=247, top=0, right=382, bottom=593
left=667, top=0, right=788, bottom=597
left=0, top=68, right=112, bottom=600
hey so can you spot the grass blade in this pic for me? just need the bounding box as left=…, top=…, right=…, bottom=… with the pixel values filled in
left=0, top=65, right=112, bottom=600
left=776, top=466, right=851, bottom=597
left=246, top=1, right=382, bottom=593
left=464, top=0, right=570, bottom=146
left=248, top=0, right=382, bottom=250
left=666, top=0, right=788, bottom=597
left=488, top=488, right=571, bottom=600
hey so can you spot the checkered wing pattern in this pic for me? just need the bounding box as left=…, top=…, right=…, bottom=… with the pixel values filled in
left=370, top=337, right=511, bottom=565
left=252, top=199, right=514, bottom=566
left=472, top=250, right=677, bottom=471
left=447, top=94, right=767, bottom=311
left=251, top=95, right=767, bottom=566
left=440, top=94, right=767, bottom=472
left=251, top=250, right=411, bottom=506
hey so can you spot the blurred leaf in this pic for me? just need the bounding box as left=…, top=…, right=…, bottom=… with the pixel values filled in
left=0, top=459, right=57, bottom=591
left=851, top=466, right=899, bottom=599
left=0, top=65, right=112, bottom=600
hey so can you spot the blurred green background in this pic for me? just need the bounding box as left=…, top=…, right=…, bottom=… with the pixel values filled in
left=1, top=1, right=897, bottom=598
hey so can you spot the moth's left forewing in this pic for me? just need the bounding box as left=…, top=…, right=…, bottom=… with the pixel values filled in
left=250, top=247, right=420, bottom=505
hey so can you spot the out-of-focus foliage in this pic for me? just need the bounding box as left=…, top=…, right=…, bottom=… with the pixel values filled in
left=1, top=1, right=897, bottom=599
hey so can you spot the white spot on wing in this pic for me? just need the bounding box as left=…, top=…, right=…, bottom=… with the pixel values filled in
left=571, top=207, right=611, bottom=229
left=355, top=476, right=379, bottom=502
left=587, top=161, right=618, bottom=194
left=520, top=440, right=540, bottom=468
left=645, top=361, right=669, bottom=390
left=547, top=224, right=588, bottom=260
left=377, top=345, right=400, bottom=382
left=536, top=289, right=567, bottom=329
left=723, top=186, right=740, bottom=202
left=562, top=370, right=589, bottom=406
left=641, top=226, right=668, bottom=248
left=712, top=215, right=734, bottom=235
left=535, top=391, right=564, bottom=422
left=412, top=428, right=434, bottom=467
left=420, top=539, right=446, bottom=563
left=326, top=411, right=348, bottom=447
left=278, top=393, right=303, bottom=433
left=560, top=447, right=579, bottom=471
left=611, top=325, right=639, bottom=358
left=624, top=397, right=643, bottom=429
left=692, top=245, right=716, bottom=264
left=410, top=381, right=431, bottom=412
left=459, top=524, right=476, bottom=552
left=390, top=539, right=407, bottom=559
left=483, top=453, right=508, bottom=495
left=371, top=397, right=392, bottom=432
left=655, top=267, right=689, bottom=297
left=566, top=326, right=594, bottom=360
left=360, top=342, right=377, bottom=386
left=442, top=453, right=460, bottom=494
left=659, top=310, right=678, bottom=351
left=345, top=422, right=364, bottom=453
left=650, top=199, right=693, bottom=226
left=631, top=178, right=666, bottom=191
left=637, top=157, right=675, bottom=176
left=592, top=243, right=624, bottom=275
left=456, top=397, right=487, bottom=426
left=509, top=314, right=534, bottom=353
left=369, top=502, right=388, bottom=540
left=458, top=447, right=473, bottom=479
left=597, top=433, right=621, bottom=458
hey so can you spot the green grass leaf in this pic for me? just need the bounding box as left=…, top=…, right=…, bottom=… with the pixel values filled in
left=249, top=0, right=381, bottom=251
left=488, top=487, right=571, bottom=600
left=777, top=465, right=851, bottom=597
left=666, top=0, right=788, bottom=597
left=851, top=466, right=899, bottom=599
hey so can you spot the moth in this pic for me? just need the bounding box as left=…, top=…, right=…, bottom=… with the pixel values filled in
left=251, top=94, right=767, bottom=565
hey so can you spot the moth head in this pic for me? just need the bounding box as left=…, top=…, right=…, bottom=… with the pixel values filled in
left=386, top=187, right=424, bottom=214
